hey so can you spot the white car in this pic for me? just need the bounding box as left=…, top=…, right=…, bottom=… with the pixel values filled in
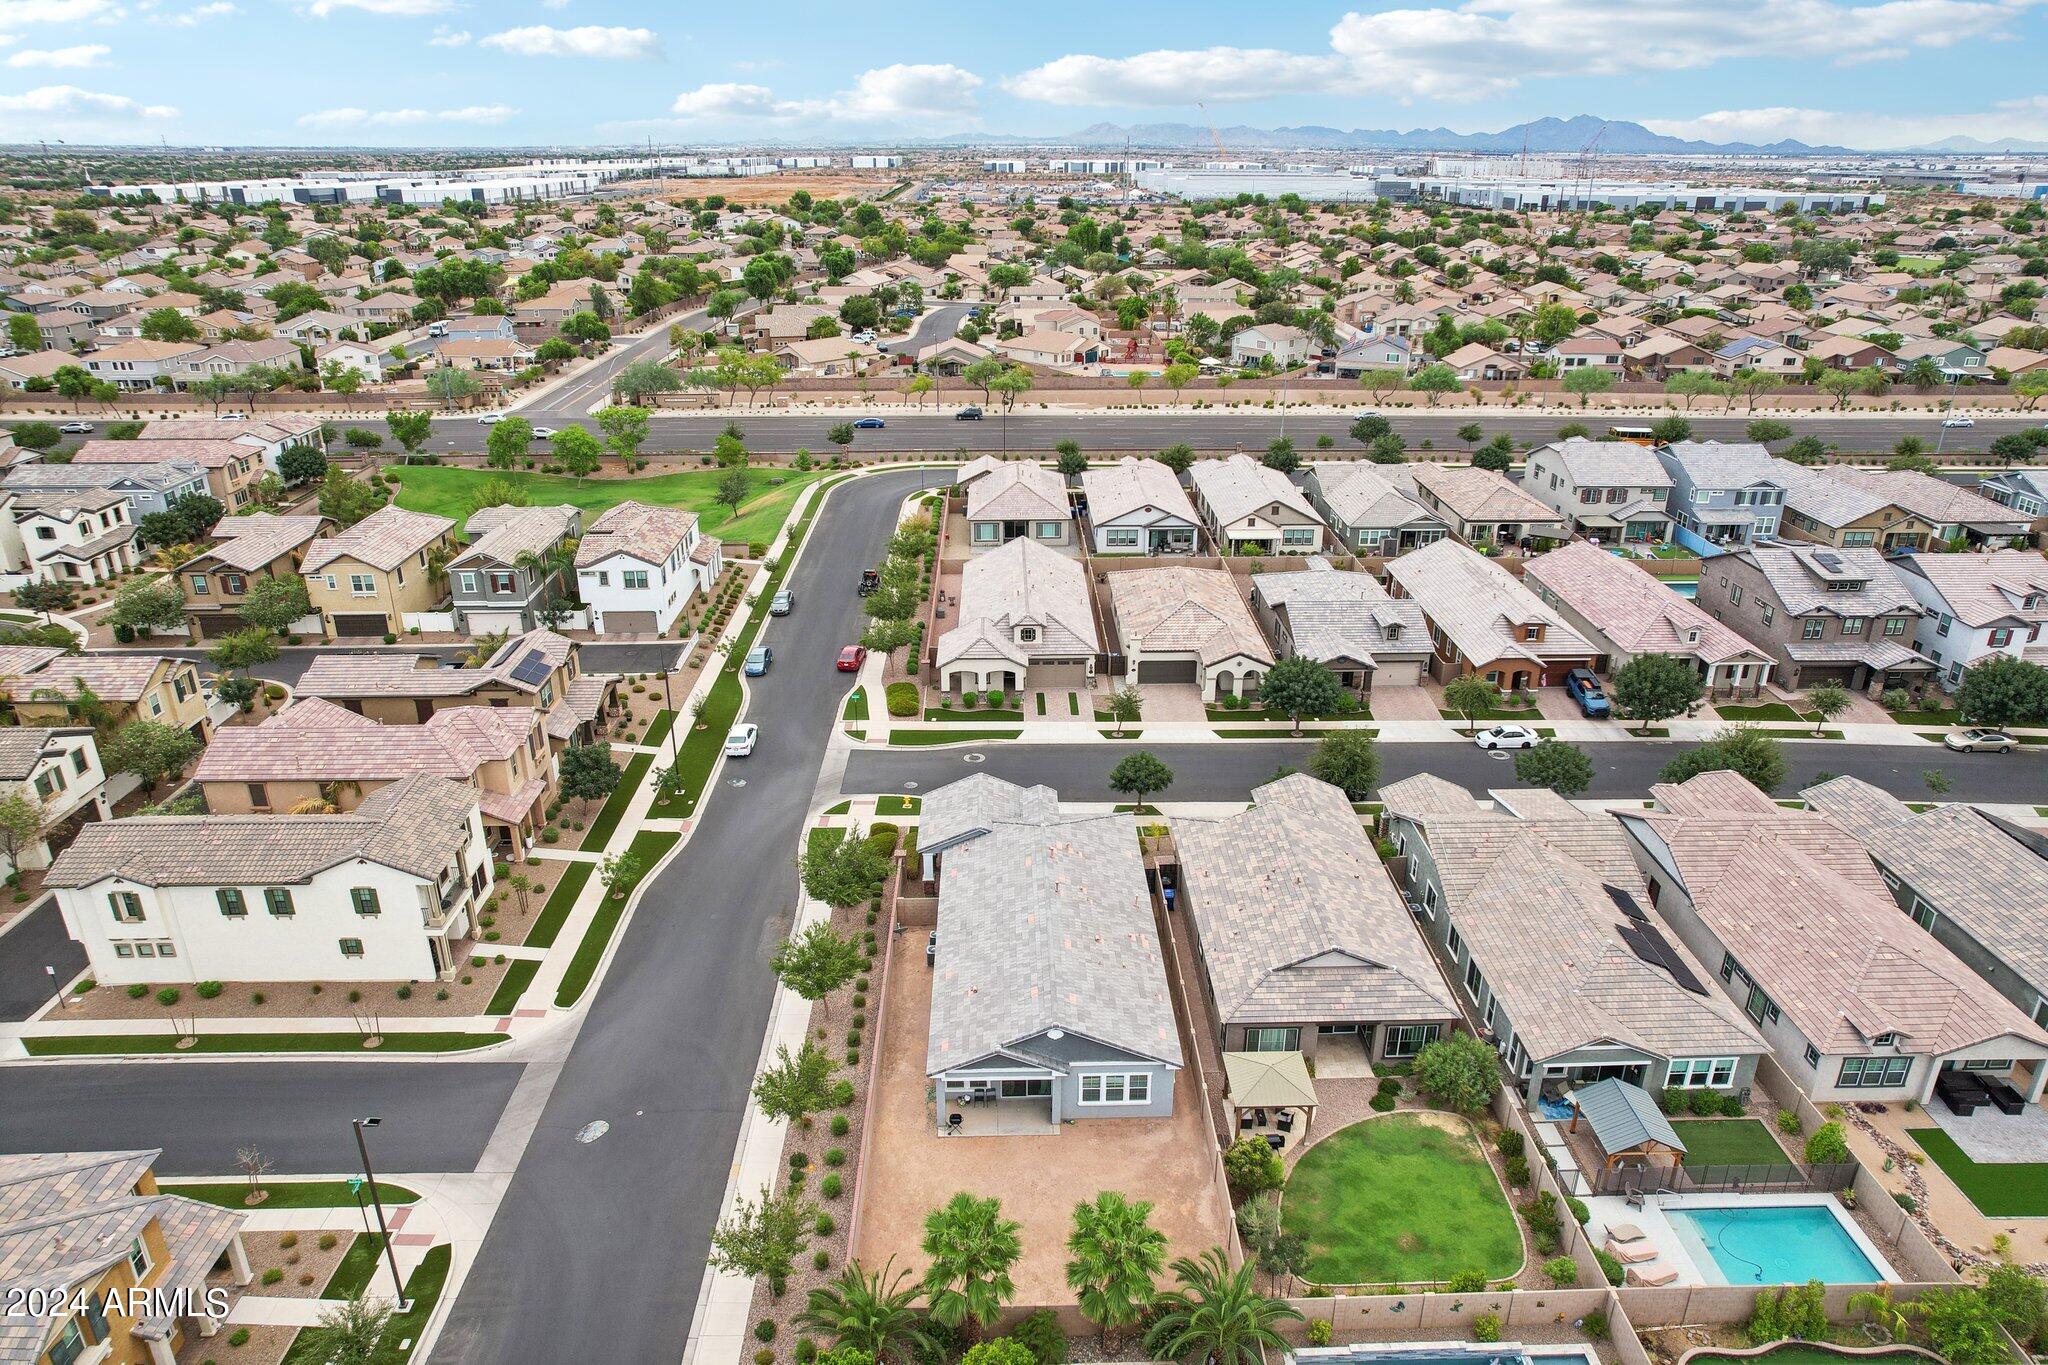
left=218, top=413, right=247, bottom=421
left=58, top=421, right=94, bottom=434
left=724, top=723, right=759, bottom=757
left=1941, top=416, right=1975, bottom=429
left=477, top=413, right=506, bottom=425
left=532, top=427, right=558, bottom=440
left=1473, top=724, right=1541, bottom=750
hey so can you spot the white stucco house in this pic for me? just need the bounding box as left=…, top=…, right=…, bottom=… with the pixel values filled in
left=1079, top=457, right=1199, bottom=555
left=574, top=500, right=721, bottom=636
left=1889, top=548, right=2048, bottom=690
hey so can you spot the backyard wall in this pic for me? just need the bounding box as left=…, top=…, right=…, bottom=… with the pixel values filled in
left=842, top=852, right=907, bottom=1263
left=1284, top=1285, right=1614, bottom=1337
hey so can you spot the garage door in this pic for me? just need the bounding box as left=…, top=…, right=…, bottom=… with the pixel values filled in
left=1028, top=661, right=1088, bottom=688
left=600, top=611, right=659, bottom=634
left=194, top=612, right=250, bottom=638
left=331, top=613, right=390, bottom=637
left=1374, top=659, right=1424, bottom=689
left=1136, top=658, right=1198, bottom=684
left=462, top=609, right=529, bottom=635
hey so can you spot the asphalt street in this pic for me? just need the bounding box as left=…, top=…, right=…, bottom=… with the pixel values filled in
left=0, top=899, right=84, bottom=1022
left=843, top=737, right=2048, bottom=805
left=427, top=470, right=928, bottom=1365
left=516, top=309, right=704, bottom=416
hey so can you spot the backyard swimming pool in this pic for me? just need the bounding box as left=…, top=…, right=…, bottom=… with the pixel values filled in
left=1665, top=1202, right=1888, bottom=1285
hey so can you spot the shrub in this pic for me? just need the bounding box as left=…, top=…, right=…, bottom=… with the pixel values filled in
left=814, top=1213, right=835, bottom=1236
left=829, top=1114, right=850, bottom=1137
left=1010, top=1310, right=1068, bottom=1365
left=127, top=983, right=148, bottom=999
left=794, top=1340, right=817, bottom=1364
left=1582, top=1311, right=1611, bottom=1339
left=885, top=682, right=919, bottom=717
left=1776, top=1109, right=1803, bottom=1136
left=819, top=1173, right=842, bottom=1199
left=789, top=1151, right=809, bottom=1171
left=1503, top=1154, right=1531, bottom=1188
left=262, top=1267, right=284, bottom=1285
left=1688, top=1088, right=1724, bottom=1116
left=1370, top=1090, right=1398, bottom=1112
left=823, top=1147, right=845, bottom=1167
left=1307, top=1319, right=1333, bottom=1347
left=1657, top=1087, right=1685, bottom=1114
left=279, top=1233, right=298, bottom=1249
left=1804, top=1121, right=1850, bottom=1165
left=1377, top=1076, right=1401, bottom=1098
left=1544, top=1255, right=1579, bottom=1287
left=1413, top=1032, right=1501, bottom=1112
left=1495, top=1128, right=1525, bottom=1159
left=813, top=1249, right=831, bottom=1270
left=1596, top=1250, right=1623, bottom=1286
left=1473, top=1314, right=1501, bottom=1343
left=756, top=1321, right=777, bottom=1343
left=318, top=1233, right=337, bottom=1251
left=1223, top=1136, right=1284, bottom=1197
left=1893, top=1191, right=1917, bottom=1213
left=1720, top=1092, right=1748, bottom=1117
left=1520, top=1191, right=1562, bottom=1255
left=229, top=1329, right=250, bottom=1347
left=1445, top=1270, right=1487, bottom=1293
left=195, top=980, right=223, bottom=999
left=1566, top=1196, right=1589, bottom=1224
left=755, top=1351, right=776, bottom=1365
left=155, top=987, right=180, bottom=1006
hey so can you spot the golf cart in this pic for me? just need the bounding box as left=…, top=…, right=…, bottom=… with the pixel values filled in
left=858, top=568, right=880, bottom=597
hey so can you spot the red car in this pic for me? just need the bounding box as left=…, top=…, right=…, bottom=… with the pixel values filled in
left=836, top=645, right=867, bottom=672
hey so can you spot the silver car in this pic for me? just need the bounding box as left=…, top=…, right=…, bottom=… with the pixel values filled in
left=1944, top=727, right=2017, bottom=753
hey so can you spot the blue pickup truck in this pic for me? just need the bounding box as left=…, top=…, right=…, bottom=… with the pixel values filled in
left=1564, top=668, right=1612, bottom=719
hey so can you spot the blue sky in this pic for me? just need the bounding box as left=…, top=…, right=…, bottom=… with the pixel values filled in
left=2, top=0, right=2046, bottom=150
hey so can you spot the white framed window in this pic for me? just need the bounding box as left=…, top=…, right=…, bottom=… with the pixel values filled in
left=349, top=573, right=375, bottom=596
left=1104, top=528, right=1140, bottom=547
left=1034, top=521, right=1064, bottom=540
left=108, top=891, right=144, bottom=923
left=1839, top=1055, right=1910, bottom=1088
left=1078, top=1071, right=1152, bottom=1104
left=1666, top=1056, right=1737, bottom=1088
left=458, top=571, right=480, bottom=595
left=128, top=1235, right=151, bottom=1278
left=972, top=522, right=1000, bottom=544
left=1281, top=527, right=1316, bottom=546
left=623, top=570, right=650, bottom=590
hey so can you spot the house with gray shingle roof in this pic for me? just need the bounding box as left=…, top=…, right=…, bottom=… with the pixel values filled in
left=1079, top=457, right=1198, bottom=555
left=1616, top=770, right=2048, bottom=1105
left=1383, top=776, right=1767, bottom=1107
left=1300, top=463, right=1445, bottom=555
left=1186, top=455, right=1327, bottom=554
left=935, top=536, right=1099, bottom=695
left=1249, top=558, right=1430, bottom=693
left=1173, top=775, right=1458, bottom=1069
left=1519, top=438, right=1674, bottom=544
left=1653, top=441, right=1786, bottom=554
left=922, top=777, right=1182, bottom=1129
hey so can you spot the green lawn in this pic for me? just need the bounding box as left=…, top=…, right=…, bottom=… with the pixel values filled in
left=24, top=1033, right=501, bottom=1056
left=282, top=1244, right=450, bottom=1365
left=386, top=465, right=825, bottom=546
left=554, top=830, right=679, bottom=1008
left=1206, top=704, right=1372, bottom=722
left=1910, top=1126, right=2048, bottom=1216
left=1439, top=706, right=1540, bottom=722
left=322, top=1232, right=390, bottom=1299
left=525, top=862, right=593, bottom=949
left=842, top=688, right=868, bottom=723
left=1668, top=1118, right=1789, bottom=1168
left=875, top=795, right=921, bottom=815
left=924, top=706, right=1024, bottom=720
left=1715, top=702, right=1805, bottom=722
left=642, top=710, right=676, bottom=746
left=1281, top=1114, right=1522, bottom=1285
left=485, top=959, right=540, bottom=1014
left=886, top=729, right=1022, bottom=746
left=160, top=1180, right=419, bottom=1209
left=578, top=752, right=653, bottom=851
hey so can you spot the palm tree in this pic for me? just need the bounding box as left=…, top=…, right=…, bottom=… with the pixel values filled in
left=920, top=1191, right=1021, bottom=1338
left=795, top=1259, right=936, bottom=1365
left=1065, top=1191, right=1166, bottom=1348
left=1144, top=1248, right=1302, bottom=1365
left=461, top=630, right=511, bottom=668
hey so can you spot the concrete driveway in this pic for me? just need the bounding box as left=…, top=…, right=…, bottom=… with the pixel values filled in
left=853, top=935, right=1231, bottom=1305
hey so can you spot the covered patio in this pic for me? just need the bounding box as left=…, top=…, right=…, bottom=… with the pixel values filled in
left=1225, top=1050, right=1320, bottom=1148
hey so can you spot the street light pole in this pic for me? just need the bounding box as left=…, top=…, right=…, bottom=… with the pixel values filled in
left=352, top=1118, right=409, bottom=1310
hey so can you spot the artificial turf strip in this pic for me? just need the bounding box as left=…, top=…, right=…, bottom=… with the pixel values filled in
left=579, top=752, right=653, bottom=851
left=484, top=959, right=540, bottom=1014
left=875, top=795, right=921, bottom=815
left=280, top=1244, right=451, bottom=1365
left=1280, top=1113, right=1523, bottom=1286
left=553, top=830, right=680, bottom=1008
left=321, top=1232, right=389, bottom=1299
left=23, top=1033, right=502, bottom=1056
left=160, top=1180, right=420, bottom=1209
left=1715, top=703, right=1806, bottom=722
left=1909, top=1126, right=2048, bottom=1216
left=524, top=862, right=592, bottom=950
left=1667, top=1118, right=1791, bottom=1168
left=886, top=729, right=1022, bottom=746
left=642, top=710, right=676, bottom=746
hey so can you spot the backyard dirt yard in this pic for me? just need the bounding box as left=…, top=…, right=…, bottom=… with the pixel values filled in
left=853, top=935, right=1232, bottom=1304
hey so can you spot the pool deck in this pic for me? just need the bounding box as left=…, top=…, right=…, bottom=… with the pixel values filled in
left=1582, top=1192, right=1899, bottom=1288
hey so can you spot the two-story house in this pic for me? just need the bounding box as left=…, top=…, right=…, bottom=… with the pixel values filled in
left=178, top=513, right=330, bottom=639
left=1249, top=557, right=1431, bottom=694
left=73, top=437, right=263, bottom=511
left=81, top=339, right=205, bottom=390
left=934, top=536, right=1100, bottom=695
left=0, top=647, right=213, bottom=741
left=0, top=726, right=107, bottom=875
left=1650, top=440, right=1787, bottom=555
left=1186, top=454, right=1327, bottom=554
left=1695, top=544, right=1934, bottom=695
left=448, top=504, right=582, bottom=634
left=1771, top=461, right=1938, bottom=552
left=1889, top=548, right=2048, bottom=689
left=8, top=490, right=140, bottom=587
left=3, top=458, right=211, bottom=527
left=1825, top=468, right=2032, bottom=547
left=1228, top=323, right=1315, bottom=369
left=958, top=457, right=1072, bottom=552
left=575, top=500, right=720, bottom=636
left=1979, top=468, right=2048, bottom=532
left=301, top=504, right=457, bottom=638
left=1520, top=438, right=1675, bottom=544
left=1301, top=463, right=1446, bottom=556
left=1407, top=464, right=1565, bottom=548
left=1383, top=539, right=1597, bottom=692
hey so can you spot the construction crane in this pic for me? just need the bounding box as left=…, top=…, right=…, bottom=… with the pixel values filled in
left=1197, top=102, right=1229, bottom=165
left=1571, top=123, right=1607, bottom=221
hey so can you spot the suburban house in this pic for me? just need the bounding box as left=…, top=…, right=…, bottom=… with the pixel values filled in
left=0, top=726, right=107, bottom=874
left=177, top=513, right=329, bottom=640
left=1617, top=771, right=2048, bottom=1106
left=1771, top=461, right=1938, bottom=552
left=1079, top=457, right=1199, bottom=555
left=1382, top=775, right=1768, bottom=1107
left=935, top=536, right=1100, bottom=695
left=8, top=490, right=140, bottom=588
left=449, top=504, right=582, bottom=634
left=1407, top=464, right=1565, bottom=548
left=1185, top=454, right=1327, bottom=554
left=0, top=1149, right=252, bottom=1365
left=294, top=627, right=616, bottom=746
left=433, top=336, right=536, bottom=371
left=1329, top=333, right=1413, bottom=377
left=921, top=776, right=1182, bottom=1130
left=50, top=774, right=493, bottom=984
left=1173, top=774, right=1459, bottom=1068
left=1693, top=544, right=1933, bottom=695
left=1825, top=468, right=2033, bottom=547
left=1889, top=548, right=2048, bottom=689
left=81, top=339, right=205, bottom=390
left=1523, top=541, right=1773, bottom=698
left=1301, top=463, right=1447, bottom=555
left=988, top=330, right=1100, bottom=369
left=1519, top=438, right=1675, bottom=544
left=1384, top=539, right=1597, bottom=691
left=1249, top=557, right=1431, bottom=694
left=194, top=697, right=557, bottom=855
left=1979, top=468, right=2048, bottom=525
left=73, top=437, right=264, bottom=510
left=1805, top=775, right=2048, bottom=1029
left=3, top=458, right=211, bottom=525
left=960, top=459, right=1072, bottom=552
left=301, top=504, right=457, bottom=638
left=1229, top=323, right=1315, bottom=368
left=0, top=648, right=212, bottom=740
left=575, top=500, right=718, bottom=636
left=1653, top=442, right=1787, bottom=555
left=1106, top=566, right=1275, bottom=699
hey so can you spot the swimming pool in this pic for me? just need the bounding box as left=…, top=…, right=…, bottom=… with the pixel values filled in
left=1661, top=578, right=1699, bottom=598
left=1665, top=1202, right=1886, bottom=1285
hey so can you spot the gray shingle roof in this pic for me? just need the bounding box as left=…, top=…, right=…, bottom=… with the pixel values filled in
left=1573, top=1077, right=1684, bottom=1155
left=1529, top=437, right=1673, bottom=490
left=1251, top=559, right=1428, bottom=668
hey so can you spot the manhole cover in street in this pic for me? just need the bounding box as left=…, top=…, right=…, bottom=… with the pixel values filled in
left=1488, top=750, right=1509, bottom=761
left=728, top=778, right=747, bottom=787
left=903, top=781, right=919, bottom=791
left=576, top=1120, right=609, bottom=1144
left=963, top=753, right=986, bottom=764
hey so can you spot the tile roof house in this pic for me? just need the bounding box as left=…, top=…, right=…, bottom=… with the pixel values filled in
left=1173, top=775, right=1458, bottom=1067
left=0, top=648, right=212, bottom=742
left=175, top=513, right=329, bottom=641
left=448, top=503, right=582, bottom=634
left=1300, top=463, right=1447, bottom=555
left=1615, top=771, right=2048, bottom=1104
left=1185, top=454, right=1327, bottom=554
left=1519, top=438, right=1675, bottom=544
left=1769, top=460, right=1940, bottom=552
left=1889, top=547, right=2048, bottom=689
left=294, top=627, right=616, bottom=744
left=0, top=1149, right=252, bottom=1365
left=935, top=536, right=1100, bottom=695
left=50, top=774, right=493, bottom=985
left=1382, top=776, right=1767, bottom=1107
left=574, top=499, right=718, bottom=636
left=1653, top=441, right=1787, bottom=553
left=1079, top=457, right=1199, bottom=555
left=0, top=726, right=107, bottom=877
left=1522, top=540, right=1773, bottom=698
left=1824, top=468, right=2033, bottom=546
left=1407, top=464, right=1566, bottom=548
left=1249, top=557, right=1431, bottom=692
left=1106, top=566, right=1274, bottom=700
left=922, top=777, right=1182, bottom=1129
left=1693, top=544, right=1934, bottom=695
left=300, top=504, right=456, bottom=637
left=960, top=461, right=1072, bottom=552
left=1384, top=539, right=1596, bottom=691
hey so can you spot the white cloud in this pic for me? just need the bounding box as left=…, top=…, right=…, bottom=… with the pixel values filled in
left=150, top=1, right=234, bottom=22
left=303, top=0, right=453, bottom=16
left=0, top=0, right=119, bottom=22
left=6, top=40, right=107, bottom=63
left=479, top=24, right=658, bottom=58
left=1007, top=0, right=2042, bottom=105
left=0, top=83, right=175, bottom=138
left=539, top=0, right=568, bottom=7
left=1645, top=100, right=2048, bottom=149
left=426, top=22, right=466, bottom=44
left=669, top=63, right=982, bottom=126
left=298, top=102, right=515, bottom=129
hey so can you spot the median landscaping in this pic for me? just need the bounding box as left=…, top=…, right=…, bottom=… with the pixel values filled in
left=554, top=830, right=680, bottom=1008
left=24, top=1032, right=503, bottom=1055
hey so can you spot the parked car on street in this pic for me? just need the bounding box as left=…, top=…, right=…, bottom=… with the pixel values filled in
left=1473, top=724, right=1541, bottom=750
left=956, top=406, right=983, bottom=421
left=1945, top=727, right=2017, bottom=753
left=724, top=723, right=758, bottom=757
left=1563, top=668, right=1611, bottom=718
left=744, top=645, right=773, bottom=676
left=770, top=589, right=794, bottom=616
left=59, top=422, right=94, bottom=434
left=836, top=644, right=867, bottom=672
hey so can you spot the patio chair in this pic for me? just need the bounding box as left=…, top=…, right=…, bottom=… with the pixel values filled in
left=1606, top=1221, right=1648, bottom=1244
left=1239, top=1111, right=1256, bottom=1132
left=1986, top=1078, right=2027, bottom=1115
left=1276, top=1110, right=1296, bottom=1134
left=1605, top=1237, right=1660, bottom=1264
left=1627, top=1263, right=1680, bottom=1287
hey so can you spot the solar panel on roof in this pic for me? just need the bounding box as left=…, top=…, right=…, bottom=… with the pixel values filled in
left=508, top=650, right=551, bottom=686
left=1618, top=921, right=1710, bottom=996
left=1604, top=884, right=1648, bottom=922
left=1811, top=551, right=1846, bottom=572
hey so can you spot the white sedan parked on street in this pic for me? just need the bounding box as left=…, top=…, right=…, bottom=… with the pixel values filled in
left=724, top=723, right=759, bottom=757
left=477, top=412, right=506, bottom=425
left=1472, top=724, right=1541, bottom=750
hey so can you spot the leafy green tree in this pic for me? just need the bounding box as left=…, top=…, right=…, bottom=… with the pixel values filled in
left=238, top=576, right=311, bottom=633
left=318, top=467, right=386, bottom=527
left=10, top=422, right=60, bottom=451
left=208, top=627, right=280, bottom=673
left=614, top=358, right=683, bottom=403
left=1457, top=422, right=1485, bottom=449
left=1055, top=441, right=1088, bottom=478
left=1918, top=1288, right=2017, bottom=1365
left=1143, top=1249, right=1301, bottom=1365
left=1442, top=674, right=1497, bottom=732
left=561, top=311, right=612, bottom=347
left=715, top=470, right=752, bottom=523
left=1982, top=1264, right=2047, bottom=1341
left=1611, top=653, right=1701, bottom=733
left=800, top=826, right=891, bottom=908
left=385, top=410, right=433, bottom=461
left=139, top=307, right=200, bottom=342
left=1470, top=437, right=1514, bottom=472
left=6, top=313, right=40, bottom=353
left=1221, top=1137, right=1283, bottom=1199
left=1414, top=1032, right=1503, bottom=1112
left=1745, top=418, right=1793, bottom=445
left=1781, top=435, right=1828, bottom=466
left=1065, top=1192, right=1165, bottom=1348
left=554, top=425, right=603, bottom=477
left=921, top=1192, right=1022, bottom=1336
left=1157, top=443, right=1195, bottom=474
left=1349, top=414, right=1391, bottom=445
left=14, top=579, right=79, bottom=623
left=559, top=742, right=621, bottom=814
left=424, top=367, right=479, bottom=408
left=753, top=1040, right=840, bottom=1128
left=1514, top=739, right=1594, bottom=796
left=1957, top=656, right=2048, bottom=728
left=1235, top=1193, right=1308, bottom=1295
left=1103, top=686, right=1142, bottom=737
left=1805, top=682, right=1850, bottom=735
left=278, top=443, right=328, bottom=485
left=1658, top=725, right=1787, bottom=794
left=103, top=719, right=204, bottom=794
left=1256, top=656, right=1341, bottom=734
left=1408, top=362, right=1460, bottom=405
left=796, top=1261, right=935, bottom=1365
left=709, top=1183, right=814, bottom=1299
left=1308, top=729, right=1380, bottom=799
left=1163, top=361, right=1198, bottom=406
left=300, top=1293, right=394, bottom=1365
left=1107, top=751, right=1173, bottom=814
left=1665, top=370, right=1724, bottom=410
left=486, top=417, right=532, bottom=469
left=1261, top=437, right=1298, bottom=474
left=770, top=922, right=866, bottom=1001
left=1649, top=415, right=1695, bottom=445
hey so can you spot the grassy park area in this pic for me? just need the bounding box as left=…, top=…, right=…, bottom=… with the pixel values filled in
left=386, top=465, right=824, bottom=546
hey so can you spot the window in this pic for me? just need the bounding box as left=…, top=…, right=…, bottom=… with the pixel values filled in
left=1885, top=618, right=1907, bottom=637
left=1105, top=528, right=1140, bottom=547
left=69, top=749, right=86, bottom=776
left=488, top=570, right=517, bottom=594
left=221, top=573, right=246, bottom=595
left=128, top=1235, right=151, bottom=1278
left=1759, top=603, right=1776, bottom=626
left=46, top=1320, right=85, bottom=1365
left=348, top=573, right=375, bottom=595
left=115, top=943, right=134, bottom=958
left=621, top=569, right=650, bottom=591
left=1079, top=1072, right=1151, bottom=1104
left=217, top=888, right=247, bottom=917
left=1446, top=923, right=1465, bottom=961
left=1872, top=1032, right=1898, bottom=1048
left=1667, top=1057, right=1737, bottom=1089
left=1729, top=585, right=1744, bottom=606
left=263, top=887, right=295, bottom=917
left=1720, top=952, right=1737, bottom=982
left=972, top=522, right=1000, bottom=544
left=1243, top=1026, right=1300, bottom=1052
left=1744, top=984, right=1778, bottom=1026
left=1935, top=612, right=1952, bottom=637
left=458, top=571, right=480, bottom=595
left=1991, top=627, right=2013, bottom=648
left=1963, top=1058, right=2015, bottom=1072
left=1909, top=898, right=1936, bottom=932
left=189, top=572, right=210, bottom=595
left=1282, top=527, right=1316, bottom=546
left=1035, top=521, right=1064, bottom=541
left=1463, top=957, right=1485, bottom=1000
left=339, top=938, right=365, bottom=958
left=1840, top=617, right=1865, bottom=636
left=1804, top=1044, right=1821, bottom=1067
left=1802, top=619, right=1824, bottom=639
left=172, top=674, right=191, bottom=702
left=1384, top=1023, right=1441, bottom=1059
left=34, top=770, right=61, bottom=798
left=1838, top=1056, right=1910, bottom=1088
left=591, top=571, right=609, bottom=587
left=1842, top=531, right=1875, bottom=548
left=352, top=887, right=381, bottom=916
left=108, top=891, right=144, bottom=923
